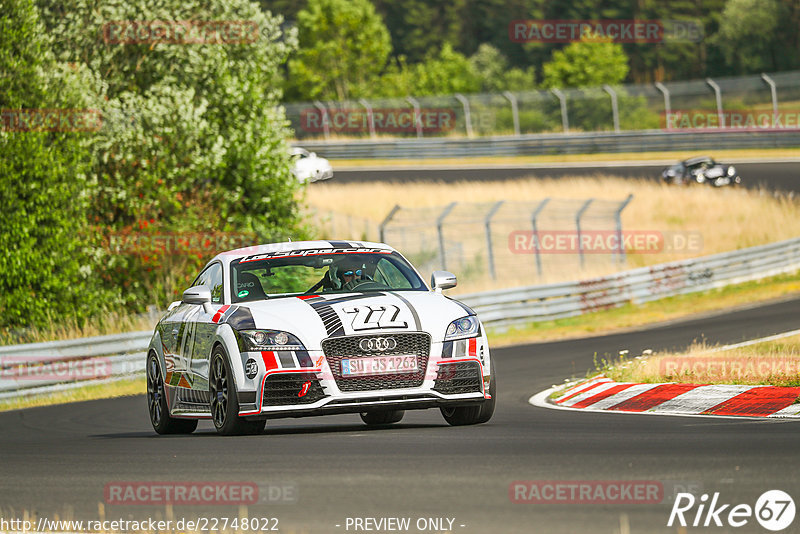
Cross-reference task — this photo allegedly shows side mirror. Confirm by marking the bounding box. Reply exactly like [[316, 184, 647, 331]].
[[183, 286, 214, 314], [431, 271, 457, 292]]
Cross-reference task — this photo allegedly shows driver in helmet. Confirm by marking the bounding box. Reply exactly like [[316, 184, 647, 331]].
[[339, 261, 365, 290], [307, 258, 366, 293]]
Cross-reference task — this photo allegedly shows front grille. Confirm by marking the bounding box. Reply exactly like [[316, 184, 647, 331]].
[[322, 333, 431, 392], [262, 373, 326, 406], [433, 361, 482, 395]]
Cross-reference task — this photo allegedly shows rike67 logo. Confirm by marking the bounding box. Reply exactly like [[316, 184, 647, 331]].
[[668, 490, 795, 531]]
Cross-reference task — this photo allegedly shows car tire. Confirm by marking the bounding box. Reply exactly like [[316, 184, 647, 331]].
[[360, 410, 404, 425], [441, 359, 496, 426], [210, 347, 266, 436], [147, 353, 198, 435], [440, 405, 482, 426]]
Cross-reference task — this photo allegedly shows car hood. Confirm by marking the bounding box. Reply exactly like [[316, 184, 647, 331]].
[[231, 291, 474, 350]]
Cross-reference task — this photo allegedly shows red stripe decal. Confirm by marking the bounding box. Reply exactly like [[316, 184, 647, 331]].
[[296, 295, 317, 300], [571, 383, 636, 409], [703, 386, 800, 417], [212, 304, 231, 324], [241, 250, 392, 263], [468, 338, 477, 357], [607, 384, 700, 412], [556, 380, 612, 404], [561, 377, 608, 397], [260, 351, 279, 372]]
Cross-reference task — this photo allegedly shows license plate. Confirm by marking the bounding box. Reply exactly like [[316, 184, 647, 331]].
[[341, 355, 418, 377]]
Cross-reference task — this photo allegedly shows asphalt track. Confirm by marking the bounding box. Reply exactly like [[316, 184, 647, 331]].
[[2, 296, 800, 533], [333, 161, 800, 192]]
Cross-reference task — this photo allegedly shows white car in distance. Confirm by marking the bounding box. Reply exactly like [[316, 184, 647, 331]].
[[291, 147, 333, 183]]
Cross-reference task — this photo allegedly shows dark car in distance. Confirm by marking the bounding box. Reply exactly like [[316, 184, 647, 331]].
[[662, 156, 741, 187]]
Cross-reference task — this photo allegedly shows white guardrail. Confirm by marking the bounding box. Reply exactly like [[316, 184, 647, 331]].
[[1, 237, 799, 400], [460, 236, 800, 328]]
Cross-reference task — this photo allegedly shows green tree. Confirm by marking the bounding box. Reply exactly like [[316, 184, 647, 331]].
[[287, 0, 391, 101], [35, 0, 301, 309], [376, 43, 480, 97], [411, 43, 481, 96], [469, 43, 536, 92], [0, 0, 114, 330], [372, 0, 465, 64], [542, 36, 629, 88], [712, 0, 782, 74]]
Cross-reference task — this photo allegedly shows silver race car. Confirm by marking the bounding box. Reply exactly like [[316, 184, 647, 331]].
[[146, 240, 495, 435]]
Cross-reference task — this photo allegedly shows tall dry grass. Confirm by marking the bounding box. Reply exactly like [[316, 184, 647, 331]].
[[603, 334, 800, 386], [306, 176, 800, 292]]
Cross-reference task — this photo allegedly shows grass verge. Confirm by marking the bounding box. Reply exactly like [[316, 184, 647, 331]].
[[0, 377, 145, 412], [330, 148, 800, 168], [600, 333, 800, 387], [0, 310, 159, 346], [488, 270, 800, 347]]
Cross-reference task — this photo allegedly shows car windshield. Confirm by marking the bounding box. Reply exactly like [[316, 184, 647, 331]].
[[687, 157, 713, 168], [230, 250, 427, 303]]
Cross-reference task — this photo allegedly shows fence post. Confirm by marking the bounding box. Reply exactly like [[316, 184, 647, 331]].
[[603, 85, 620, 133], [454, 94, 474, 137], [705, 78, 724, 128], [654, 82, 671, 127], [575, 199, 594, 269], [312, 100, 330, 139], [502, 91, 521, 137], [405, 97, 423, 138], [761, 73, 779, 125], [484, 201, 505, 280], [615, 194, 633, 265], [437, 202, 458, 270], [358, 98, 376, 139], [551, 88, 569, 133], [531, 198, 550, 276], [379, 205, 401, 243]]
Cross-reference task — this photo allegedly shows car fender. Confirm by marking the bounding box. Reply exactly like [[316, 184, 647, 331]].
[[479, 324, 492, 373], [147, 329, 166, 380], [211, 324, 247, 393]]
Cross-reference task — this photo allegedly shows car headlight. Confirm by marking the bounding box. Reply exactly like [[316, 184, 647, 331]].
[[728, 166, 736, 176], [238, 330, 305, 351], [445, 316, 479, 340]]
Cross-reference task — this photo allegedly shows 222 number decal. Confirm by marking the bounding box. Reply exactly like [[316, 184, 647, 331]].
[[344, 305, 408, 331]]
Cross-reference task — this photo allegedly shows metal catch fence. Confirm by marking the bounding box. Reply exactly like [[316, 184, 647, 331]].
[[286, 71, 800, 140], [313, 196, 633, 284]]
